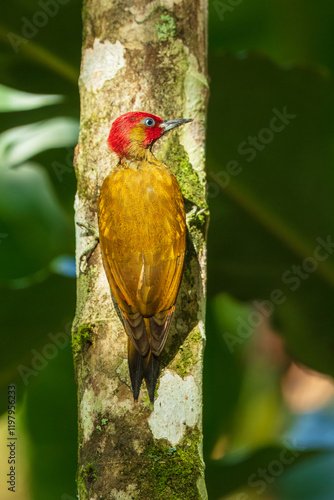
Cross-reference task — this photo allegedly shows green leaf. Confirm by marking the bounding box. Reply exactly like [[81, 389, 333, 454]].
[[0, 117, 79, 168], [0, 83, 62, 111], [0, 161, 72, 279], [0, 113, 78, 280]]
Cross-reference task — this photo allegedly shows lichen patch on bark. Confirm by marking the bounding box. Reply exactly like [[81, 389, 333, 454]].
[[148, 371, 201, 444], [80, 388, 96, 443], [180, 52, 209, 177], [80, 39, 125, 93], [110, 485, 137, 500]]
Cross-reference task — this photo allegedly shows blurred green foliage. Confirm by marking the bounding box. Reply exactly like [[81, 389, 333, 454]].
[[0, 0, 334, 499], [0, 0, 81, 497]]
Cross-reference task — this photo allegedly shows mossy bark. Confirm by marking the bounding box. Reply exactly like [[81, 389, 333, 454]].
[[73, 0, 209, 498]]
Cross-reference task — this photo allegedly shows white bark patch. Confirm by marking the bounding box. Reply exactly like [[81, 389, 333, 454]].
[[80, 383, 132, 444], [180, 52, 208, 177], [110, 485, 137, 499], [80, 388, 96, 442], [81, 39, 125, 92], [129, 0, 182, 24], [148, 371, 201, 445]]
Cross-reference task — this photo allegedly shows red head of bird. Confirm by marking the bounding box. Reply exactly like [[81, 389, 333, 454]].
[[107, 111, 192, 159]]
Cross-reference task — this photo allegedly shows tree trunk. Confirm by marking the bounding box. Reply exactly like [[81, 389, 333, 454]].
[[73, 0, 209, 498]]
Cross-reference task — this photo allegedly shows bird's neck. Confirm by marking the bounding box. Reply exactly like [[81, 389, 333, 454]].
[[120, 148, 156, 170]]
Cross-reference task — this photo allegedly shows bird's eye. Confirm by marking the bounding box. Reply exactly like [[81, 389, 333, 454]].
[[143, 117, 155, 127]]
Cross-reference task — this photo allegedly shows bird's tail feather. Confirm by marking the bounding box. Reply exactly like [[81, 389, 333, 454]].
[[127, 337, 160, 403]]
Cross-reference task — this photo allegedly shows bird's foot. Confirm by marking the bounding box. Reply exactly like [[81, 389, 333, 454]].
[[186, 205, 209, 227], [76, 221, 100, 273], [77, 221, 99, 239]]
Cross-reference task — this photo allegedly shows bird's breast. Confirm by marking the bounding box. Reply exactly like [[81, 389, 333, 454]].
[[99, 163, 185, 258]]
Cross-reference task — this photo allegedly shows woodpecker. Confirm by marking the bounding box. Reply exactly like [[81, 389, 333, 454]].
[[98, 112, 192, 403]]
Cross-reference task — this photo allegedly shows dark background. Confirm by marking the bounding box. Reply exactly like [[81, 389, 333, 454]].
[[1, 0, 334, 499]]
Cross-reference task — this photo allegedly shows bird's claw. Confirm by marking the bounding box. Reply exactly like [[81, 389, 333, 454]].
[[77, 221, 99, 239], [76, 221, 100, 273], [186, 206, 209, 226]]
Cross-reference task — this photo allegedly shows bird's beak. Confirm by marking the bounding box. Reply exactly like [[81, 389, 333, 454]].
[[160, 118, 193, 133]]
